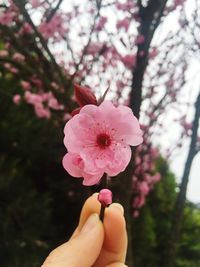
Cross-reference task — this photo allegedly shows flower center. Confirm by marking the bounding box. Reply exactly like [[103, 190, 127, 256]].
[[96, 133, 111, 149]]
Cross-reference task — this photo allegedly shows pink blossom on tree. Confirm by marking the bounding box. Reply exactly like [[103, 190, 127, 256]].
[[121, 54, 136, 69], [21, 81, 31, 91], [0, 50, 9, 57], [95, 16, 107, 31], [13, 94, 21, 105], [0, 9, 15, 25], [135, 35, 145, 45], [116, 18, 130, 31], [12, 53, 25, 61]]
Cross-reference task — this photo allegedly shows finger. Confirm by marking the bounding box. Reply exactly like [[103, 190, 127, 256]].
[[69, 193, 100, 240], [104, 203, 127, 258], [70, 193, 127, 267], [42, 213, 104, 267], [105, 263, 128, 267], [76, 193, 127, 266], [71, 193, 101, 238], [94, 203, 127, 267]]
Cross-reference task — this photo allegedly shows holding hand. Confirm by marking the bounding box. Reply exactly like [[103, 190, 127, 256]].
[[42, 193, 128, 267]]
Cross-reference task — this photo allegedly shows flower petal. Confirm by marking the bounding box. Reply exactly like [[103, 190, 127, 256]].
[[62, 153, 83, 177], [64, 113, 96, 153], [82, 171, 103, 186], [105, 144, 132, 176]]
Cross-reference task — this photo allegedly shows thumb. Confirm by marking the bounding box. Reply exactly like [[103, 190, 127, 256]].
[[42, 214, 104, 267]]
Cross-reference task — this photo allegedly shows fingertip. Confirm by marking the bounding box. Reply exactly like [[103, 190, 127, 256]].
[[103, 202, 127, 258], [106, 264, 128, 267], [109, 203, 124, 215], [78, 193, 101, 231]]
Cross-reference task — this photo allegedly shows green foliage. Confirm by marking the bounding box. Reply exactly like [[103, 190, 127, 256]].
[[176, 204, 200, 267], [132, 157, 200, 267], [0, 71, 88, 266]]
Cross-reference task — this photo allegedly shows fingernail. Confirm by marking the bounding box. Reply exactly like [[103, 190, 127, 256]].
[[80, 213, 99, 234], [92, 193, 99, 198], [110, 203, 124, 215]]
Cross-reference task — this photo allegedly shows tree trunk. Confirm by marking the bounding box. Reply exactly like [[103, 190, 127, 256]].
[[130, 0, 168, 118], [163, 91, 200, 267], [125, 1, 168, 266]]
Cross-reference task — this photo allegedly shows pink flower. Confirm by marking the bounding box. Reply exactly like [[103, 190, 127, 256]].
[[139, 181, 149, 195], [98, 189, 112, 206], [34, 104, 51, 119], [133, 195, 145, 208], [85, 43, 103, 55], [0, 10, 15, 25], [135, 35, 145, 45], [95, 16, 107, 31], [0, 50, 8, 57], [116, 18, 130, 31], [12, 53, 25, 61], [133, 210, 139, 218], [63, 101, 143, 185], [149, 47, 158, 59], [24, 91, 51, 119], [39, 14, 67, 40], [21, 81, 31, 90], [30, 0, 42, 8], [116, 2, 136, 11], [20, 23, 33, 34], [13, 94, 21, 105], [121, 54, 136, 69]]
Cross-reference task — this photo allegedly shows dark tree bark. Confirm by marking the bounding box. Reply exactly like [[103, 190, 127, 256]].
[[122, 2, 169, 266], [163, 91, 200, 267], [130, 0, 168, 119]]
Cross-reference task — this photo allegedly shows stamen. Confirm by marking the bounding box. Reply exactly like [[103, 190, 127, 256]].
[[96, 133, 111, 149]]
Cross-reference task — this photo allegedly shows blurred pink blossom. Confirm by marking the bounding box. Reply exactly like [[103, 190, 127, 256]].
[[13, 94, 21, 105], [121, 54, 136, 69], [133, 195, 145, 208], [30, 0, 42, 8], [13, 53, 25, 61], [20, 23, 33, 34], [25, 90, 63, 113], [149, 47, 158, 59], [95, 16, 107, 31], [0, 50, 9, 57], [21, 81, 31, 91], [34, 104, 51, 119], [39, 14, 67, 40], [86, 43, 103, 55], [116, 2, 136, 11], [0, 10, 15, 25], [116, 18, 130, 31], [135, 35, 145, 45], [139, 181, 150, 195]]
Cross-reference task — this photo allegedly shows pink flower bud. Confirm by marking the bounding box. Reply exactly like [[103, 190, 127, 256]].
[[74, 84, 97, 107], [71, 107, 82, 117], [98, 189, 112, 206]]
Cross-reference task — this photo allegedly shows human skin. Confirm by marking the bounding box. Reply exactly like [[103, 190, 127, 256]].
[[42, 193, 128, 267]]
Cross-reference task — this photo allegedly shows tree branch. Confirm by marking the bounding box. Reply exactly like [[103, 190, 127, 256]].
[[46, 0, 64, 22], [12, 0, 68, 89], [130, 0, 168, 119]]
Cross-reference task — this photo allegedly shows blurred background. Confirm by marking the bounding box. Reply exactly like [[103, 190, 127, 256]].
[[0, 0, 200, 267]]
